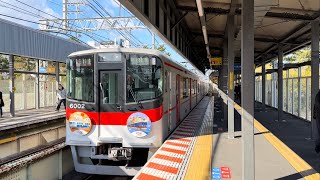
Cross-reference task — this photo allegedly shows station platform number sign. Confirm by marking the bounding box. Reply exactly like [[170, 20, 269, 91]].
[[210, 57, 222, 66], [212, 166, 231, 180]]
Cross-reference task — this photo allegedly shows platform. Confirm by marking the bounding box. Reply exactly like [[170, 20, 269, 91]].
[[133, 96, 320, 180], [0, 108, 65, 131]]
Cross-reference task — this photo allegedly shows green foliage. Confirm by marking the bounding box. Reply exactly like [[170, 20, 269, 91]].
[[69, 36, 81, 43], [284, 46, 311, 63], [0, 55, 9, 69], [14, 56, 37, 72], [143, 44, 171, 56]]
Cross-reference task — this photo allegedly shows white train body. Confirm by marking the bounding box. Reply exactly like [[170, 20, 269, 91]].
[[65, 48, 209, 175]]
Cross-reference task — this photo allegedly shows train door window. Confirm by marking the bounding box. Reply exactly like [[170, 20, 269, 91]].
[[192, 80, 196, 95], [165, 70, 168, 92], [100, 72, 118, 104], [182, 77, 189, 98]]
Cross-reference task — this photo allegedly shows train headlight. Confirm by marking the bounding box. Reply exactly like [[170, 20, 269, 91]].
[[127, 112, 152, 138], [68, 112, 92, 135]]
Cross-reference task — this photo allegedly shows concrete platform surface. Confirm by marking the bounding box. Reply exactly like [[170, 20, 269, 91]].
[[0, 108, 65, 130]]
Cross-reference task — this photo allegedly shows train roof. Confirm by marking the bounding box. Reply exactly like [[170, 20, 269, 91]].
[[69, 48, 202, 79]]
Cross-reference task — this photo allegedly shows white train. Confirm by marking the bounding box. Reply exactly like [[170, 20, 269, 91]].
[[65, 48, 210, 175]]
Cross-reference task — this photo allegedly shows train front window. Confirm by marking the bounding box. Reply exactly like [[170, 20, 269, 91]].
[[67, 55, 94, 102], [126, 55, 163, 103]]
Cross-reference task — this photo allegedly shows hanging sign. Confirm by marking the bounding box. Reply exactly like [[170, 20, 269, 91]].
[[210, 57, 222, 66]]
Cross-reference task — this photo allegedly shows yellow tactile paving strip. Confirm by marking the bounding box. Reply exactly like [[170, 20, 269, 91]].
[[184, 134, 212, 180], [234, 103, 320, 180], [184, 99, 214, 180]]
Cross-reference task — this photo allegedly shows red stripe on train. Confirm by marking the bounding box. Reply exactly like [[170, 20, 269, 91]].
[[66, 106, 163, 125]]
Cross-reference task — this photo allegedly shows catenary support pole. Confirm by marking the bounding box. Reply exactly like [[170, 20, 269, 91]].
[[9, 54, 14, 117], [278, 44, 284, 122], [228, 15, 235, 139], [36, 60, 40, 109], [311, 20, 319, 140], [241, 0, 255, 179], [262, 57, 266, 111], [222, 41, 228, 122]]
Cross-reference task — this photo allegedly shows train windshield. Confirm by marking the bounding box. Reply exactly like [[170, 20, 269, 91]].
[[67, 55, 94, 102], [126, 55, 163, 103]]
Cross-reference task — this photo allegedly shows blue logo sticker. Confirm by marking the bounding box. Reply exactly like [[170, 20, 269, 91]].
[[212, 168, 222, 180], [127, 112, 152, 137]]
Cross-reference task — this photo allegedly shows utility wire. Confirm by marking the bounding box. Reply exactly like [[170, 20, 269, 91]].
[[0, 13, 95, 45], [89, 0, 143, 46], [82, 0, 139, 47], [12, 0, 112, 42]]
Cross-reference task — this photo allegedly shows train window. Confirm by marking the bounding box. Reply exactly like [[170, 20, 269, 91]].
[[165, 71, 168, 92], [182, 77, 189, 98], [100, 73, 118, 104], [126, 55, 163, 103], [192, 80, 196, 95], [67, 55, 94, 102]]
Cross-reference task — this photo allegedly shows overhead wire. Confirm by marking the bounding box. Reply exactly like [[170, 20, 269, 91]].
[[12, 0, 112, 42], [89, 0, 145, 46], [0, 0, 66, 37], [0, 13, 90, 45], [81, 0, 139, 47], [106, 0, 145, 46], [10, 0, 151, 48]]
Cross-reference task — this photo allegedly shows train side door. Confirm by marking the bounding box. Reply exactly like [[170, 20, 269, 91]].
[[99, 71, 124, 125], [189, 78, 192, 111], [176, 74, 180, 124], [168, 71, 172, 131]]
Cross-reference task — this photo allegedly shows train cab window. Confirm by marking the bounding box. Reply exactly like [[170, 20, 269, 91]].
[[67, 55, 94, 102], [126, 55, 163, 103]]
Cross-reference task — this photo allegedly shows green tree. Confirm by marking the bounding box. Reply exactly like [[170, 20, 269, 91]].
[[70, 36, 81, 43], [156, 45, 171, 56], [143, 44, 171, 56], [0, 55, 9, 70]]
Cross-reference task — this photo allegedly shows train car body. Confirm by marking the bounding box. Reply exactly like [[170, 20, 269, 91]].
[[65, 48, 209, 176]]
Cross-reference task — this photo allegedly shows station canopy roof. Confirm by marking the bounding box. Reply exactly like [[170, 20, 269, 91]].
[[174, 0, 320, 69]]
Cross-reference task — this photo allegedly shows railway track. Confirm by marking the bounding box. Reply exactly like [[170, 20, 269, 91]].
[[0, 138, 66, 175]]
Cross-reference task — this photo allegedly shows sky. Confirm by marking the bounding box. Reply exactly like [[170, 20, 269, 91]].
[[0, 0, 205, 76]]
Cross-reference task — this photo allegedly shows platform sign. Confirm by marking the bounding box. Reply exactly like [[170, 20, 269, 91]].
[[212, 168, 221, 180], [220, 167, 231, 179], [212, 167, 231, 180], [210, 57, 222, 66], [39, 67, 47, 73], [229, 71, 234, 90], [234, 64, 241, 71]]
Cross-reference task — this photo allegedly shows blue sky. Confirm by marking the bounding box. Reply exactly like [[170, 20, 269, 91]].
[[0, 0, 205, 76]]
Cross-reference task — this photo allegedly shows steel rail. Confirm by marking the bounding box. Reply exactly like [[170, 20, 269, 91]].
[[0, 138, 66, 174]]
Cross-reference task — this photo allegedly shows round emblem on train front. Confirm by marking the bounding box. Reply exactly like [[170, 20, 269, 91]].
[[69, 112, 92, 135], [127, 112, 152, 138]]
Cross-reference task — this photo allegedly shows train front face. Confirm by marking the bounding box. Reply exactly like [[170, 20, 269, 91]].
[[65, 51, 164, 176]]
